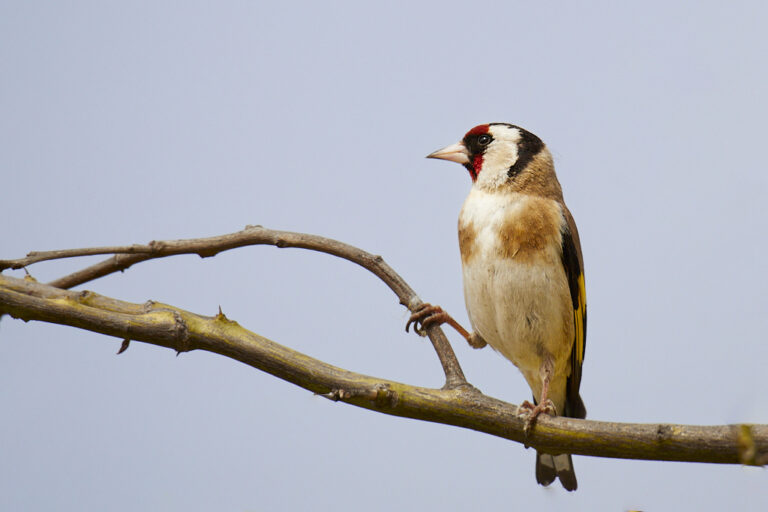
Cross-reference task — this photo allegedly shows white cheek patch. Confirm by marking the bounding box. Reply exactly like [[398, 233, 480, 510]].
[[484, 142, 519, 172], [475, 125, 522, 189]]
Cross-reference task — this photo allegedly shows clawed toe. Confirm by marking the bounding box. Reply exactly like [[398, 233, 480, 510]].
[[518, 399, 557, 435], [405, 303, 447, 337], [405, 303, 479, 351]]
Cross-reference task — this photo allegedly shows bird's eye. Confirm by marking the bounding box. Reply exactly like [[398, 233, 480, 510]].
[[478, 134, 491, 145]]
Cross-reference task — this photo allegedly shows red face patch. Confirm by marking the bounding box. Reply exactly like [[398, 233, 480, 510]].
[[472, 154, 484, 179], [463, 124, 490, 182]]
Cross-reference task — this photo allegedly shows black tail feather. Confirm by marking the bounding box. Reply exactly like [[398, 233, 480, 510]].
[[536, 452, 577, 491]]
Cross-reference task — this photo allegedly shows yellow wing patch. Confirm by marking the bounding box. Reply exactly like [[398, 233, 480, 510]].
[[573, 273, 586, 366]]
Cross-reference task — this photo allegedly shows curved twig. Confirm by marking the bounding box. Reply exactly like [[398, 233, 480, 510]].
[[2, 226, 469, 389], [0, 273, 765, 466]]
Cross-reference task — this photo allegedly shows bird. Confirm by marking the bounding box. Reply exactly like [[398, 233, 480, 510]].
[[406, 123, 587, 491]]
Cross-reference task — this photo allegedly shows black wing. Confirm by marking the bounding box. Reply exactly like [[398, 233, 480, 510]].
[[561, 211, 587, 419]]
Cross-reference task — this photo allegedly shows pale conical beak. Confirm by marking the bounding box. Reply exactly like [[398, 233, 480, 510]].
[[426, 142, 469, 165]]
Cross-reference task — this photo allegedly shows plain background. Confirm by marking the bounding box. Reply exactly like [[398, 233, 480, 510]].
[[2, 2, 767, 510]]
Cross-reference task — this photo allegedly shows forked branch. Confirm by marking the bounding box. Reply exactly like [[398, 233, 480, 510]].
[[1, 226, 468, 389]]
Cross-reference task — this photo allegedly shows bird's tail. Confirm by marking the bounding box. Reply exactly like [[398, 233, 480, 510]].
[[535, 451, 577, 491]]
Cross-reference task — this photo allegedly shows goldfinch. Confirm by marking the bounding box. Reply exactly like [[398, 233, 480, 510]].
[[408, 123, 587, 491]]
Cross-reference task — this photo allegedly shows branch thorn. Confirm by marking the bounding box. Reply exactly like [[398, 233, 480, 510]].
[[117, 339, 131, 354]]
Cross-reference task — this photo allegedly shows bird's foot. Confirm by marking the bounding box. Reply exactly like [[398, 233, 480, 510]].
[[406, 303, 482, 350], [405, 303, 449, 337], [518, 399, 557, 435]]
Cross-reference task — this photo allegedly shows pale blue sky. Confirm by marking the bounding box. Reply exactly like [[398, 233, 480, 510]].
[[2, 2, 767, 510]]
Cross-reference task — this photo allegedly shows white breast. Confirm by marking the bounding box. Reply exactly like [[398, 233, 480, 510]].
[[458, 188, 574, 401]]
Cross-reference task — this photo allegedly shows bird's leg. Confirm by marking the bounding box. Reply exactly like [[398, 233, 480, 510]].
[[405, 303, 487, 349], [518, 357, 557, 435]]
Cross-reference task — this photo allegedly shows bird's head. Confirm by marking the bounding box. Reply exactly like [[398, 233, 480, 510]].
[[427, 123, 553, 191]]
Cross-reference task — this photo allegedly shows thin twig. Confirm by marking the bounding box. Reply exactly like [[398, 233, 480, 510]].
[[1, 273, 766, 465], [0, 245, 161, 269], [48, 253, 153, 289]]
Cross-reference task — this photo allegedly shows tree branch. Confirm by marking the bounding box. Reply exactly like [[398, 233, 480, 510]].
[[1, 273, 766, 465], [2, 226, 468, 389]]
